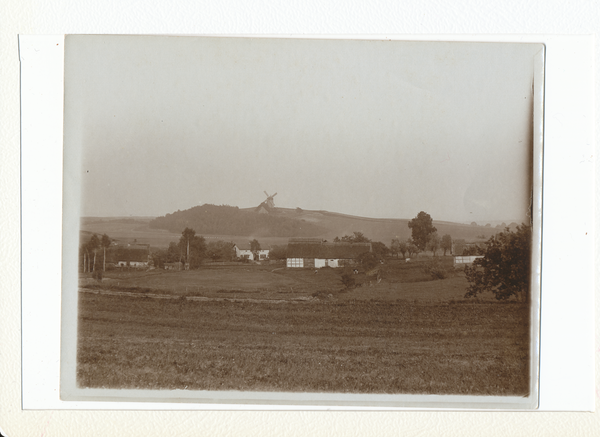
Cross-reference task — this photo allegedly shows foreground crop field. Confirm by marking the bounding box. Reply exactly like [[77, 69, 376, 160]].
[[77, 262, 530, 395]]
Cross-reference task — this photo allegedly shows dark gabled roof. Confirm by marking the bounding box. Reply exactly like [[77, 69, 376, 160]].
[[288, 238, 324, 244], [108, 245, 149, 263], [287, 242, 371, 259]]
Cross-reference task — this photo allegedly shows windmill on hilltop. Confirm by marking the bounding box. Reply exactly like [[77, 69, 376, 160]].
[[256, 191, 277, 214], [264, 191, 277, 208]]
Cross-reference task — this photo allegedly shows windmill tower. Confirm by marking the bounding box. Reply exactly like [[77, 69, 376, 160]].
[[256, 191, 277, 214], [264, 191, 277, 208]]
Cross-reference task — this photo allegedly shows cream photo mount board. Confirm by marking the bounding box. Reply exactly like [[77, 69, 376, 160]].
[[19, 35, 596, 409], [60, 35, 542, 409]]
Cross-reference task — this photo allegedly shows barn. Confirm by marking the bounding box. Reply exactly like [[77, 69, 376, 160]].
[[286, 238, 372, 268], [110, 244, 150, 268]]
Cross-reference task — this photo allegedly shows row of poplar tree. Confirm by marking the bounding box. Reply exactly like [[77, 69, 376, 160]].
[[81, 233, 111, 273]]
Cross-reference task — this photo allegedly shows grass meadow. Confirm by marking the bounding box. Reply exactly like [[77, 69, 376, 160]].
[[77, 258, 531, 395]]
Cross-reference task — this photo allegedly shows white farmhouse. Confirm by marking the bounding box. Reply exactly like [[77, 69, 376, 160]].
[[285, 239, 372, 268], [233, 244, 269, 261]]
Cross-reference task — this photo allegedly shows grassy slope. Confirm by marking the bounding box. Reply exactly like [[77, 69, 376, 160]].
[[81, 209, 507, 250], [82, 258, 480, 301], [274, 208, 505, 243]]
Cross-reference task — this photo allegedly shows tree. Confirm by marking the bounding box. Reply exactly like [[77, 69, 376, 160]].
[[441, 234, 452, 256], [463, 244, 485, 256], [101, 234, 111, 271], [152, 242, 183, 269], [390, 238, 406, 258], [206, 241, 235, 262], [87, 234, 100, 272], [250, 239, 261, 260], [406, 238, 419, 258], [371, 241, 389, 258], [427, 232, 441, 256], [333, 231, 371, 244], [80, 244, 89, 273], [397, 239, 408, 259], [152, 250, 165, 269], [167, 241, 181, 262], [178, 227, 206, 269], [250, 239, 261, 252], [390, 239, 400, 258], [180, 228, 195, 268], [464, 224, 531, 302], [357, 251, 379, 270], [408, 211, 437, 252]]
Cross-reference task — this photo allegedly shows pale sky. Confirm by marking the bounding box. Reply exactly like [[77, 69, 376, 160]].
[[64, 36, 542, 223]]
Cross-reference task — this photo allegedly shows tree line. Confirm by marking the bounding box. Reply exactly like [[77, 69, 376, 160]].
[[80, 228, 272, 271], [80, 233, 112, 273], [386, 212, 453, 259], [151, 229, 270, 268], [405, 210, 532, 302], [152, 227, 238, 269], [82, 211, 532, 302]]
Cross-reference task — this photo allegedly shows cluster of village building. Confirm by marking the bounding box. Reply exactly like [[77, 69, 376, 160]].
[[107, 238, 374, 270], [105, 238, 482, 270]]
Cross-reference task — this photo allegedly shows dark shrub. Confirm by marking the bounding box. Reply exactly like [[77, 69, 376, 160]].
[[340, 273, 356, 289], [422, 258, 450, 280]]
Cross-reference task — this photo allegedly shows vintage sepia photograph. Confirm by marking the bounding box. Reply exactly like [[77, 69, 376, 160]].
[[60, 35, 543, 407]]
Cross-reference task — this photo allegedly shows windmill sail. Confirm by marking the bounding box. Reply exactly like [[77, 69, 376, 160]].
[[263, 191, 277, 209]]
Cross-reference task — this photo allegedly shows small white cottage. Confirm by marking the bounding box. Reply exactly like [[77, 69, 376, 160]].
[[233, 244, 269, 261]]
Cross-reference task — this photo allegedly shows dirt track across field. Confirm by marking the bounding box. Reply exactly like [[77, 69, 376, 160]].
[[79, 287, 315, 304]]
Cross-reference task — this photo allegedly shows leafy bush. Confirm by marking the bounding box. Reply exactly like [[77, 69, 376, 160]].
[[357, 252, 380, 270], [462, 244, 485, 256], [464, 224, 531, 301], [340, 272, 356, 289], [422, 257, 452, 280]]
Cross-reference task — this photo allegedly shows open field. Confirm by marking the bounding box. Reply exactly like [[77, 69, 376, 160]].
[[77, 295, 529, 394], [77, 260, 530, 395], [80, 257, 493, 302]]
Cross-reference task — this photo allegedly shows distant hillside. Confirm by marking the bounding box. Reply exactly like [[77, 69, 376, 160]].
[[81, 206, 522, 249], [149, 204, 328, 238], [263, 208, 508, 244]]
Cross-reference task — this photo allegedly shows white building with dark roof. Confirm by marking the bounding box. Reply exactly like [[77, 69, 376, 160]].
[[286, 239, 372, 268]]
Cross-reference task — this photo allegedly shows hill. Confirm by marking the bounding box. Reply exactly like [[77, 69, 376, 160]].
[[80, 206, 520, 249], [148, 204, 328, 238], [262, 208, 507, 244]]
